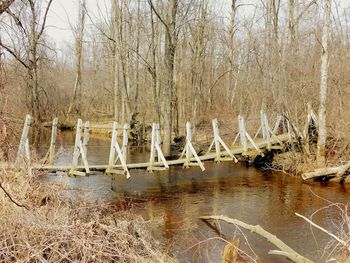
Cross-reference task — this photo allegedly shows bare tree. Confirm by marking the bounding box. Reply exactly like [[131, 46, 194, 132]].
[[69, 0, 86, 116], [0, 0, 54, 122], [148, 0, 179, 156], [190, 0, 208, 136], [316, 0, 331, 165]]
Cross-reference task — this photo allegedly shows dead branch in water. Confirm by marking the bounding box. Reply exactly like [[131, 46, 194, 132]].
[[200, 215, 313, 263], [295, 213, 349, 249]]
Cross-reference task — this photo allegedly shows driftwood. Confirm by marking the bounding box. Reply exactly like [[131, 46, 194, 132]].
[[295, 213, 349, 248], [302, 162, 350, 181], [200, 215, 313, 263]]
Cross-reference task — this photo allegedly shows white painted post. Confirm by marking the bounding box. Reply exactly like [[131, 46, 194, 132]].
[[71, 119, 83, 171], [183, 122, 205, 171], [122, 123, 129, 162], [210, 119, 238, 163], [106, 122, 130, 178], [212, 119, 221, 162], [154, 123, 169, 168], [261, 111, 271, 150], [184, 122, 191, 167], [156, 123, 161, 162], [48, 117, 58, 165], [69, 119, 90, 176], [83, 121, 90, 154], [15, 115, 32, 168], [107, 122, 118, 173], [238, 115, 248, 155], [148, 123, 156, 171], [147, 123, 169, 172]]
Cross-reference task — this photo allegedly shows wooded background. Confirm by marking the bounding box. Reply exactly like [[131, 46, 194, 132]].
[[0, 0, 348, 149]]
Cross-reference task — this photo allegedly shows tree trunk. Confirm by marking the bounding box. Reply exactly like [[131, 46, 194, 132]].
[[149, 0, 178, 156], [228, 0, 237, 107], [316, 0, 331, 165], [69, 0, 86, 116], [288, 0, 297, 49], [29, 1, 41, 122]]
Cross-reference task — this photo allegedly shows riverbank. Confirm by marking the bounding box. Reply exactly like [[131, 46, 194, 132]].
[[0, 170, 176, 262]]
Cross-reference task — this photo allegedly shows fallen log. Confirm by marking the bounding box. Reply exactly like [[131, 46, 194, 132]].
[[200, 215, 313, 263], [302, 163, 350, 181], [302, 167, 340, 180]]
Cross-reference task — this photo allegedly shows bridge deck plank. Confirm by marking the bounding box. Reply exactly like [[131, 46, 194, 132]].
[[23, 134, 288, 171], [0, 134, 289, 172]]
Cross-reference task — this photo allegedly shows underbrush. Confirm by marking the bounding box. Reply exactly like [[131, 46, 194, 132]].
[[0, 170, 176, 262]]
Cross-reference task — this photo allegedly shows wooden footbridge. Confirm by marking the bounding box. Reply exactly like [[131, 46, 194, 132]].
[[1, 107, 318, 178]]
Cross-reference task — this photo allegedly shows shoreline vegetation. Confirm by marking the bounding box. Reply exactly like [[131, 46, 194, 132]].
[[0, 170, 177, 262]]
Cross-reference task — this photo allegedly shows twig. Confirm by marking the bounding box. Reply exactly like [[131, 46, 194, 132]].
[[0, 181, 29, 210], [295, 213, 349, 249]]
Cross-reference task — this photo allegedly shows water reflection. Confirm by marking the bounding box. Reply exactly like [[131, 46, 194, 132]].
[[43, 133, 350, 262]]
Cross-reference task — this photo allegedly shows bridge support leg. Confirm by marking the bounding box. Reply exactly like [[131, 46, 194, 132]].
[[180, 122, 205, 171], [83, 121, 90, 154], [207, 119, 238, 163], [238, 115, 264, 156], [147, 123, 169, 172], [260, 111, 271, 150], [238, 115, 248, 155], [48, 118, 58, 164], [15, 115, 32, 174], [42, 117, 58, 165], [106, 122, 130, 179], [69, 119, 90, 177]]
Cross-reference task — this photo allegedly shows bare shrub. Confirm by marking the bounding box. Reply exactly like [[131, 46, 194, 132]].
[[0, 170, 176, 262]]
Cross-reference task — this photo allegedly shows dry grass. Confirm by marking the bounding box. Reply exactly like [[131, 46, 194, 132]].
[[0, 170, 176, 262]]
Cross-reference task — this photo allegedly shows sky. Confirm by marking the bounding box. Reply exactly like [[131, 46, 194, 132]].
[[45, 0, 254, 49], [45, 0, 349, 50]]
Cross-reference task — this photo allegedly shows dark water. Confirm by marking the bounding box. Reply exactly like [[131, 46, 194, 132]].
[[38, 132, 350, 262]]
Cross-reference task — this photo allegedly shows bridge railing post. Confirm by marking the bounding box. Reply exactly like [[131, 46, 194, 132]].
[[260, 111, 271, 150], [83, 121, 90, 154], [238, 115, 264, 156], [181, 122, 205, 171], [207, 119, 237, 163], [147, 123, 169, 172], [122, 123, 129, 162], [106, 122, 130, 179], [42, 117, 58, 165], [15, 115, 32, 173], [69, 119, 90, 176], [238, 115, 248, 155], [212, 119, 221, 162], [48, 117, 58, 164]]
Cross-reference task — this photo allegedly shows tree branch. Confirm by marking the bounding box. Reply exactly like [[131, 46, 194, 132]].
[[296, 0, 318, 23], [5, 8, 27, 36], [0, 181, 29, 210], [0, 40, 29, 69], [0, 0, 15, 15], [37, 0, 54, 40], [147, 0, 170, 36], [295, 213, 349, 248]]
